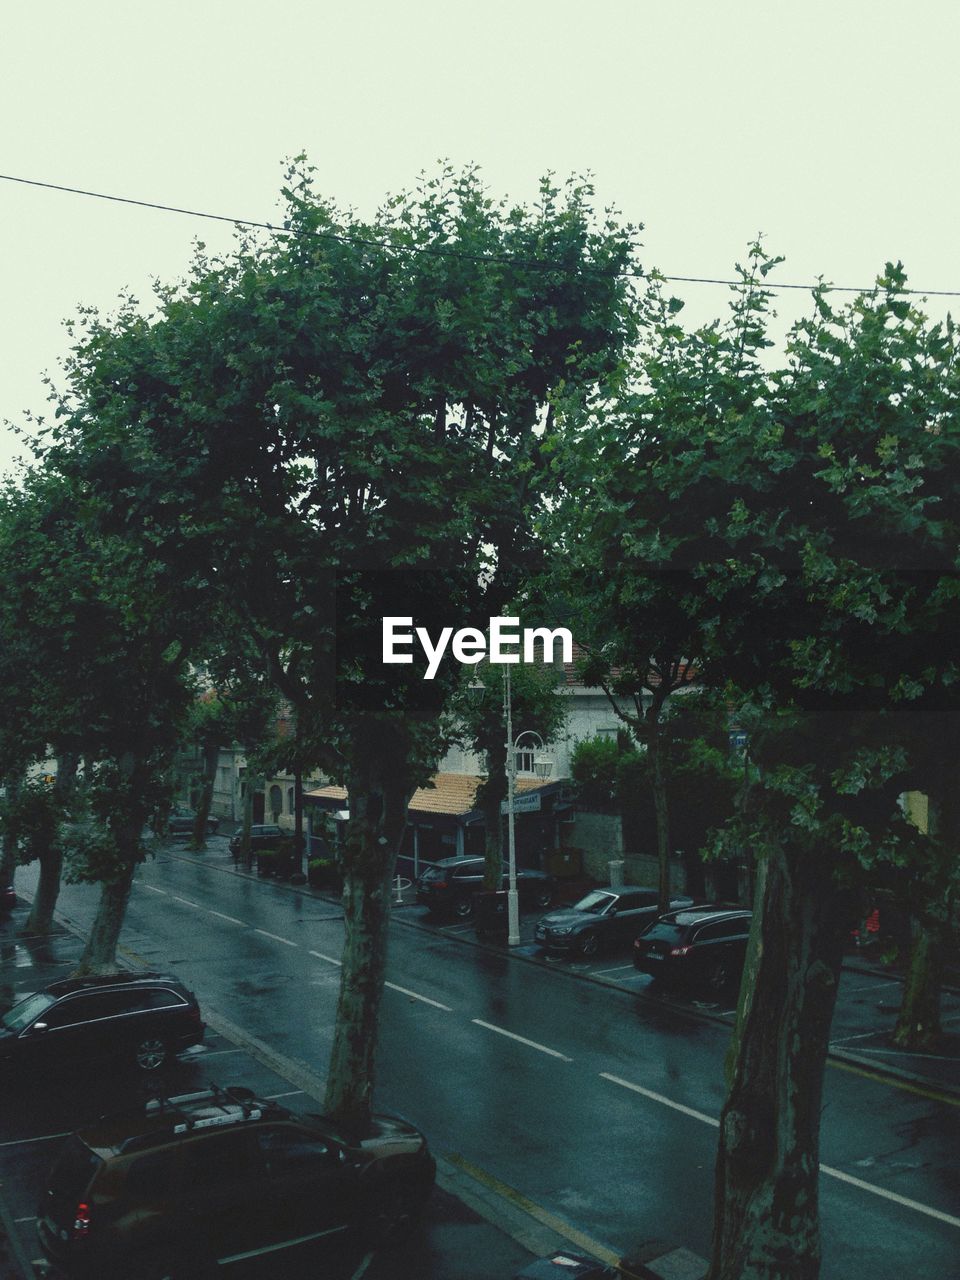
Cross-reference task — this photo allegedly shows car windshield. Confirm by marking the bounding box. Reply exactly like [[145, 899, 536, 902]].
[[572, 891, 617, 915], [1, 990, 57, 1032], [641, 921, 687, 943]]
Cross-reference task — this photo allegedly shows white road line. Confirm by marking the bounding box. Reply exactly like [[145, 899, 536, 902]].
[[171, 895, 200, 908], [820, 1165, 960, 1229], [472, 1019, 573, 1062], [207, 910, 246, 925], [14, 1216, 37, 1223], [309, 950, 343, 966], [141, 884, 167, 894], [830, 1030, 883, 1045], [195, 1048, 245, 1058], [600, 1072, 960, 1230], [385, 982, 453, 1011], [843, 979, 902, 993], [838, 1046, 960, 1063], [0, 1132, 69, 1149], [350, 1252, 375, 1280], [593, 964, 635, 975], [442, 924, 475, 934], [254, 929, 298, 947], [266, 1090, 306, 1100], [601, 1072, 720, 1127]]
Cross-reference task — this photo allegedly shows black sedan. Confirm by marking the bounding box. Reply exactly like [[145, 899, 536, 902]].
[[535, 887, 695, 957], [633, 905, 753, 991], [416, 856, 554, 919]]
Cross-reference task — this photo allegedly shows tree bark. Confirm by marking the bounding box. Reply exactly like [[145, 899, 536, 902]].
[[481, 743, 507, 891], [24, 754, 77, 936], [324, 733, 410, 1134], [0, 770, 20, 891], [74, 859, 136, 975], [708, 839, 850, 1280], [24, 842, 63, 936], [190, 736, 221, 850], [893, 923, 943, 1050], [646, 690, 671, 914]]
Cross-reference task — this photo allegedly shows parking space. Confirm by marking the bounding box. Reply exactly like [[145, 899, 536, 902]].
[[0, 901, 537, 1280]]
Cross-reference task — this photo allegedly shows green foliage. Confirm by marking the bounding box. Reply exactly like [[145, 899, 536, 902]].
[[570, 735, 628, 810]]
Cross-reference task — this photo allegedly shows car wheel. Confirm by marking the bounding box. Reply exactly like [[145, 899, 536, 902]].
[[451, 895, 474, 920], [579, 931, 600, 958], [366, 1179, 428, 1246], [532, 885, 552, 910], [133, 1036, 170, 1071]]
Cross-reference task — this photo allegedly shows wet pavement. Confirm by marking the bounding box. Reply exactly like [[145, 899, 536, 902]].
[[2, 839, 959, 1280]]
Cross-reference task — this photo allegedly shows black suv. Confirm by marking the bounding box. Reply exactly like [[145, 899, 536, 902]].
[[228, 823, 284, 859], [415, 856, 554, 919], [37, 1083, 436, 1279], [633, 906, 753, 991], [0, 972, 205, 1074], [535, 887, 695, 957]]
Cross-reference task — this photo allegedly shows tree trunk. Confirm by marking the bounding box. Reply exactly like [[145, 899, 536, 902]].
[[708, 839, 850, 1280], [74, 857, 136, 975], [324, 736, 410, 1134], [190, 737, 221, 850], [24, 753, 77, 936], [893, 923, 943, 1050], [0, 770, 20, 890], [647, 691, 671, 914], [24, 842, 63, 936]]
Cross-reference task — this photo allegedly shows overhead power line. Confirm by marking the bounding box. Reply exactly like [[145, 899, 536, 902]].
[[3, 171, 959, 299]]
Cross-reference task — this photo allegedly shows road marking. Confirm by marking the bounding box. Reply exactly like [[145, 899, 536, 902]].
[[838, 1046, 960, 1063], [309, 950, 342, 966], [830, 1029, 885, 1045], [442, 924, 475, 934], [0, 1132, 69, 1149], [265, 1090, 306, 1100], [601, 1073, 720, 1127], [141, 884, 167, 894], [445, 1153, 623, 1270], [254, 929, 298, 947], [843, 979, 902, 993], [171, 895, 200, 908], [819, 1165, 960, 1229], [593, 964, 635, 975], [472, 1019, 573, 1062], [14, 1216, 37, 1223], [195, 1047, 245, 1058], [207, 909, 246, 925], [601, 1072, 960, 1229], [384, 981, 453, 1011], [828, 1057, 960, 1107], [349, 1253, 375, 1280]]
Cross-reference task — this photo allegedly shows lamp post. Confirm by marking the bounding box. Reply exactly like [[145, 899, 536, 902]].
[[502, 666, 553, 946]]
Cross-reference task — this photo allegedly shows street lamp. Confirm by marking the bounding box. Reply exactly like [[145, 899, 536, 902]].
[[502, 667, 553, 946]]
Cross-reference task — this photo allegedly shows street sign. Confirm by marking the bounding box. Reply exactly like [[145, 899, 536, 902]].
[[500, 792, 542, 815]]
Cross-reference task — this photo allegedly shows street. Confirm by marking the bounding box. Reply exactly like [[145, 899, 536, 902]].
[[3, 844, 959, 1279]]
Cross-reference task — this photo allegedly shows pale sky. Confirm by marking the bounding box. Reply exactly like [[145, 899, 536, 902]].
[[3, 0, 959, 477]]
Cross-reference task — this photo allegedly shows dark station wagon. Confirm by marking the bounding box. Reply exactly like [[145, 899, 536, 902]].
[[0, 972, 205, 1075], [633, 905, 753, 992]]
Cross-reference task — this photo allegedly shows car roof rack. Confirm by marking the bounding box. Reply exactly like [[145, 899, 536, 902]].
[[143, 1082, 272, 1132]]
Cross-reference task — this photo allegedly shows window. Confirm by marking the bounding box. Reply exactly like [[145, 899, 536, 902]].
[[257, 1126, 334, 1177], [695, 918, 748, 942]]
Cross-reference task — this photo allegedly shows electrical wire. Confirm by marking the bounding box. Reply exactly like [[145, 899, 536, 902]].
[[2, 171, 959, 298]]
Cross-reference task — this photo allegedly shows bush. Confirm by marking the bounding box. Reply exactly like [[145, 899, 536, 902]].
[[308, 857, 342, 890]]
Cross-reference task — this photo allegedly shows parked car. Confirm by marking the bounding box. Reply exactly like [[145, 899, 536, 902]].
[[535, 887, 695, 957], [37, 1082, 436, 1279], [416, 856, 554, 919], [228, 823, 284, 860], [167, 808, 219, 835], [0, 883, 16, 912], [0, 972, 205, 1074], [633, 905, 753, 991]]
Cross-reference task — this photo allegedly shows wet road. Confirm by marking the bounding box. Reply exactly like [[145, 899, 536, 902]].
[[9, 846, 960, 1279]]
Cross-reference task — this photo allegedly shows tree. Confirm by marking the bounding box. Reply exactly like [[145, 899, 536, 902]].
[[557, 248, 960, 1278], [47, 162, 636, 1129]]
